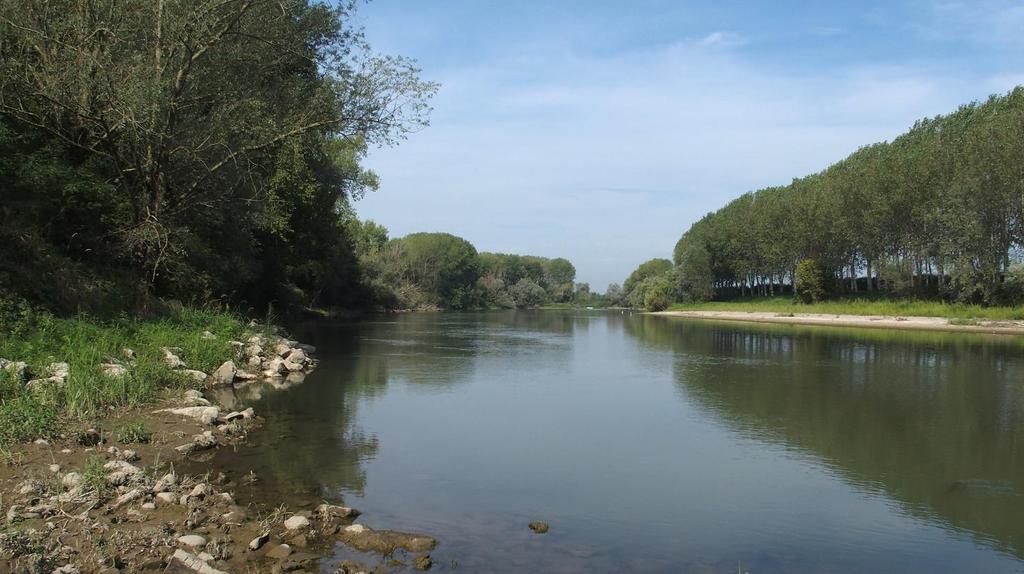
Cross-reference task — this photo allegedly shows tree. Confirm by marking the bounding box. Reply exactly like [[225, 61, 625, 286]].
[[794, 259, 825, 304], [623, 258, 673, 304], [677, 244, 714, 302], [510, 278, 547, 308], [0, 0, 436, 304]]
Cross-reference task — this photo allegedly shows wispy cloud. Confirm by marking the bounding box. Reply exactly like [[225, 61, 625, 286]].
[[695, 31, 747, 49]]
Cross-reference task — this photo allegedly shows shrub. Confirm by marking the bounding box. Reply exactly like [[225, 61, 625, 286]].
[[794, 258, 826, 304], [643, 275, 675, 311]]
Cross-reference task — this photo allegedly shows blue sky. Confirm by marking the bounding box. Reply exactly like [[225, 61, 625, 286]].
[[354, 0, 1024, 289]]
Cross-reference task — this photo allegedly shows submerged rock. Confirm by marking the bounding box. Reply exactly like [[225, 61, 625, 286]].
[[529, 521, 550, 534]]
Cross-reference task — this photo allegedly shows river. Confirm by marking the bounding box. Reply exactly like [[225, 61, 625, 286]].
[[205, 310, 1024, 573]]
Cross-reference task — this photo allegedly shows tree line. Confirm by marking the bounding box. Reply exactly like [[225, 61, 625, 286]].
[[348, 222, 587, 310], [662, 87, 1024, 307], [0, 0, 435, 316]]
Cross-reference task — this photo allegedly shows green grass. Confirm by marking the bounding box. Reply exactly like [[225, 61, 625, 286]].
[[114, 420, 151, 444], [0, 303, 247, 444], [667, 296, 1024, 321]]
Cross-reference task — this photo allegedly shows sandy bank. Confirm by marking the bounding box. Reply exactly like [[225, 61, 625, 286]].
[[652, 310, 1024, 336]]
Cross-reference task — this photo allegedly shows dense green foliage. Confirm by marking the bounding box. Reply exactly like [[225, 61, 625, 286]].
[[794, 259, 826, 304], [622, 258, 675, 309], [673, 87, 1024, 306], [0, 0, 436, 314], [351, 223, 584, 310]]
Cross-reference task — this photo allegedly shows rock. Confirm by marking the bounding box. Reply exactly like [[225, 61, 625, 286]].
[[6, 505, 22, 523], [48, 362, 70, 379], [316, 503, 360, 519], [122, 348, 136, 360], [266, 544, 292, 559], [156, 492, 177, 505], [175, 443, 197, 455], [112, 488, 143, 509], [192, 431, 218, 451], [164, 549, 227, 574], [197, 551, 215, 562], [62, 472, 84, 490], [189, 483, 211, 499], [33, 437, 49, 445], [294, 343, 316, 354], [162, 348, 187, 369], [158, 406, 220, 425], [288, 347, 307, 363], [17, 479, 42, 495], [119, 449, 139, 462], [53, 565, 81, 574], [177, 534, 207, 549], [104, 460, 142, 475], [211, 361, 236, 386], [529, 521, 550, 534], [344, 524, 368, 534], [100, 363, 128, 378], [273, 340, 293, 357], [223, 411, 244, 422], [413, 555, 433, 571], [78, 428, 101, 446], [153, 473, 177, 493], [265, 357, 287, 375], [249, 532, 270, 551], [1, 359, 27, 382], [241, 407, 255, 419], [181, 370, 209, 384], [283, 515, 310, 531], [49, 463, 61, 473], [141, 502, 156, 510], [202, 331, 217, 340], [25, 376, 64, 390], [403, 536, 438, 553], [235, 369, 257, 380]]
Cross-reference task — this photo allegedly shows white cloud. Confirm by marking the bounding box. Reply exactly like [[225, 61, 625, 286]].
[[695, 31, 747, 49]]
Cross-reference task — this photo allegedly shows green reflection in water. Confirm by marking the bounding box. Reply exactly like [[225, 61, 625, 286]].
[[626, 315, 1024, 559]]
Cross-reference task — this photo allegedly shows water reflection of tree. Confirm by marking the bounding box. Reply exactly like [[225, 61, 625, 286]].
[[625, 315, 1024, 559]]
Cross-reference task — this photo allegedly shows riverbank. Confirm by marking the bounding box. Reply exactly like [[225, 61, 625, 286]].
[[667, 296, 1024, 321], [0, 310, 436, 573], [653, 310, 1024, 335]]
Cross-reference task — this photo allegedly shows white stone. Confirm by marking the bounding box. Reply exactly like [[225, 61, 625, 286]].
[[177, 534, 207, 548], [155, 492, 177, 505], [100, 363, 127, 378], [344, 524, 368, 534], [162, 348, 186, 369], [211, 360, 236, 386], [283, 515, 310, 531], [157, 406, 220, 425]]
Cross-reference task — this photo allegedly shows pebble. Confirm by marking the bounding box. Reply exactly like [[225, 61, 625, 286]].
[[141, 502, 156, 510], [155, 492, 177, 505], [48, 464, 61, 473]]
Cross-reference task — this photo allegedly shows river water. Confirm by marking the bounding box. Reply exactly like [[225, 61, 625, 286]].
[[207, 311, 1024, 573]]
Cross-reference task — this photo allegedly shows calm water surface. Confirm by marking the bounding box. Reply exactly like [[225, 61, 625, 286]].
[[208, 311, 1024, 573]]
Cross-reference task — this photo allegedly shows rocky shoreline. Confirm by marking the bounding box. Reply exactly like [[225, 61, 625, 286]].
[[0, 328, 437, 574]]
